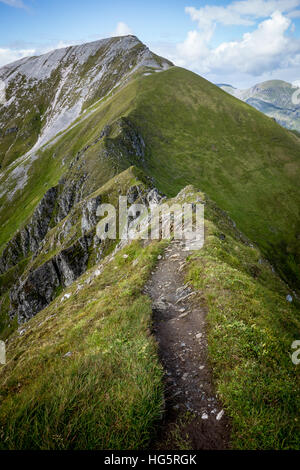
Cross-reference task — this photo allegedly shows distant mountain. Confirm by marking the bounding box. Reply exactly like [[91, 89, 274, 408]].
[[218, 80, 300, 131]]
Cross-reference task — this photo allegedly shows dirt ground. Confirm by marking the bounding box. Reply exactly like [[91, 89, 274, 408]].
[[145, 239, 231, 450]]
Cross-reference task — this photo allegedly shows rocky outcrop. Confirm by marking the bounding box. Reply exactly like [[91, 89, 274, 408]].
[[0, 175, 88, 275], [9, 233, 94, 323], [0, 186, 58, 273], [7, 178, 162, 324], [55, 234, 93, 287], [10, 259, 60, 323], [104, 117, 146, 167], [55, 175, 87, 223], [81, 195, 102, 234], [120, 118, 145, 160], [4, 127, 18, 136]]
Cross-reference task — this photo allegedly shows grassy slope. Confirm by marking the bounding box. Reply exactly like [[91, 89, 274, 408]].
[[0, 239, 167, 450], [1, 66, 300, 290], [127, 67, 300, 287], [0, 166, 150, 338], [0, 186, 299, 449], [183, 190, 300, 449]]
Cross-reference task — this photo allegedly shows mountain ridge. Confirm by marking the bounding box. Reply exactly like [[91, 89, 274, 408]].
[[0, 35, 172, 169], [0, 35, 299, 451]]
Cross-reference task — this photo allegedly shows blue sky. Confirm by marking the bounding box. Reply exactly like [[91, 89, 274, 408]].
[[1, 0, 300, 87]]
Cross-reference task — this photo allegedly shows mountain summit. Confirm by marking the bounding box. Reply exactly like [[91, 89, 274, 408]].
[[0, 35, 172, 168]]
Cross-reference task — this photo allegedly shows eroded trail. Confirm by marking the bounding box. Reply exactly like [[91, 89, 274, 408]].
[[146, 240, 230, 449]]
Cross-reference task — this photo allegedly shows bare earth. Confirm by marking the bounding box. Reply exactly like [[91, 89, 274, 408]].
[[145, 240, 231, 449]]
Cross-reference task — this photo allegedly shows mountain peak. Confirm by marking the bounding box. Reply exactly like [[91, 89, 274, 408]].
[[0, 36, 172, 164], [0, 35, 162, 81]]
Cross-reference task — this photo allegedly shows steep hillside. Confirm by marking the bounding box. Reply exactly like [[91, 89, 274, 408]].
[[0, 37, 300, 449], [0, 165, 158, 335], [0, 35, 172, 170], [97, 67, 300, 287], [0, 184, 299, 449], [219, 80, 300, 131], [1, 61, 300, 340]]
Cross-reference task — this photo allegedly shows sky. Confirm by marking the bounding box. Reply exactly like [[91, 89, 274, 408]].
[[1, 0, 300, 88]]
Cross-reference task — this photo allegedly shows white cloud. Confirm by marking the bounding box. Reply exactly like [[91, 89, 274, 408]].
[[0, 47, 36, 67], [112, 22, 133, 37], [0, 0, 25, 8], [185, 0, 300, 29], [177, 30, 211, 62], [206, 11, 293, 75], [155, 2, 300, 87], [0, 40, 78, 68]]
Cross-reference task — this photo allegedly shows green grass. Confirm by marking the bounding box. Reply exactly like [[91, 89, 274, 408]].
[[185, 192, 300, 449], [0, 166, 152, 340], [126, 67, 300, 288], [0, 184, 299, 449], [0, 239, 168, 450], [1, 46, 300, 451], [2, 66, 300, 292]]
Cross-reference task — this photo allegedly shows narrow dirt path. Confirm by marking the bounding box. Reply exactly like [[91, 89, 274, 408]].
[[145, 240, 230, 449]]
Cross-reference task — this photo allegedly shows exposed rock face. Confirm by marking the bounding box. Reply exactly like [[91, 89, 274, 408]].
[[127, 184, 147, 204], [55, 175, 87, 223], [0, 186, 58, 273], [56, 235, 93, 286], [103, 117, 147, 168], [147, 188, 165, 207], [9, 233, 94, 324], [10, 260, 60, 323], [6, 175, 162, 324], [5, 127, 18, 136], [81, 196, 102, 234], [120, 118, 145, 160], [0, 174, 89, 275]]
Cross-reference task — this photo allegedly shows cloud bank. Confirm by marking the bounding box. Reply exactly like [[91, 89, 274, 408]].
[[154, 0, 300, 87]]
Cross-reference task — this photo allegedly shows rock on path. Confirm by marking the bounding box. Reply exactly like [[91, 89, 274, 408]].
[[145, 239, 230, 449]]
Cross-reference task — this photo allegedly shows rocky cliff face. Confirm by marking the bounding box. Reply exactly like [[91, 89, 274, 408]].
[[0, 175, 87, 275], [9, 233, 94, 323], [2, 163, 161, 324]]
